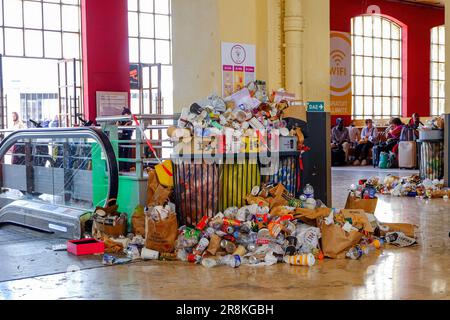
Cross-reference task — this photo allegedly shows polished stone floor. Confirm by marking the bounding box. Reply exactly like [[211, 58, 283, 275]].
[[0, 167, 449, 300]]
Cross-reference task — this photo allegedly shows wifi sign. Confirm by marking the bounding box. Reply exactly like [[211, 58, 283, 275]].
[[331, 49, 345, 66]]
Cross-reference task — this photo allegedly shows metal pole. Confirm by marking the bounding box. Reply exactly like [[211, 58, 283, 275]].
[[0, 54, 4, 132]]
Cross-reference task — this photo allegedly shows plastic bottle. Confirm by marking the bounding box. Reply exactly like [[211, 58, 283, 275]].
[[220, 255, 241, 268], [176, 249, 188, 262], [201, 257, 219, 268], [303, 184, 315, 199], [283, 253, 315, 266], [346, 246, 363, 260]]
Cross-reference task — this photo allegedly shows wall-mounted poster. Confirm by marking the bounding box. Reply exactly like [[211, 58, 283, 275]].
[[130, 64, 140, 90], [330, 31, 352, 115], [221, 42, 256, 97], [96, 91, 129, 117]]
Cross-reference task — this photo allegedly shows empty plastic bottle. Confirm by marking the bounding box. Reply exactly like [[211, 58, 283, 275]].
[[176, 249, 188, 262], [303, 184, 315, 199], [346, 246, 363, 260], [201, 257, 219, 268], [283, 253, 315, 266], [220, 255, 241, 268]]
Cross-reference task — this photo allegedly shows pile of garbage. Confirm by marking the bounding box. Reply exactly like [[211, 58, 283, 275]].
[[352, 174, 450, 199], [167, 82, 307, 155], [94, 183, 418, 268]]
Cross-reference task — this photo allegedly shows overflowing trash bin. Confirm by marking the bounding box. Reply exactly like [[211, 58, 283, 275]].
[[418, 139, 444, 181]]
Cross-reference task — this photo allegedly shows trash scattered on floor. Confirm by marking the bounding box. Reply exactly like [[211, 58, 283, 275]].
[[350, 174, 450, 199], [87, 182, 418, 268], [102, 254, 132, 265], [52, 243, 67, 251]]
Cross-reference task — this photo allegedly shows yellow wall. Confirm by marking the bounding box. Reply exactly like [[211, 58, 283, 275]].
[[302, 0, 330, 110], [172, 0, 330, 113]]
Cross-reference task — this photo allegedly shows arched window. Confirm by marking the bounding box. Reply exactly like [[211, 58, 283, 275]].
[[430, 25, 445, 116], [351, 15, 402, 119]]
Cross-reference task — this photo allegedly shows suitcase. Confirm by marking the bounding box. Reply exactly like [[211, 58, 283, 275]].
[[398, 141, 417, 169], [331, 147, 346, 166]]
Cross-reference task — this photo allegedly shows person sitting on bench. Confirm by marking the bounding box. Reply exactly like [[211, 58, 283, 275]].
[[353, 119, 378, 166], [379, 117, 403, 154], [331, 118, 351, 163], [408, 113, 424, 139]]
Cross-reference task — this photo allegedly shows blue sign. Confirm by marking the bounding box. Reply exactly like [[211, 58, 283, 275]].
[[307, 101, 325, 112]]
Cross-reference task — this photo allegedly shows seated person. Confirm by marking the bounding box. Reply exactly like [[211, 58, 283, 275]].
[[331, 118, 351, 163], [353, 119, 378, 166], [379, 117, 403, 154], [347, 121, 360, 147], [408, 113, 424, 139]]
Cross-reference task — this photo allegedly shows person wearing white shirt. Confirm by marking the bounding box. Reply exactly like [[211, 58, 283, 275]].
[[347, 121, 360, 146], [353, 119, 378, 166], [12, 112, 25, 130]]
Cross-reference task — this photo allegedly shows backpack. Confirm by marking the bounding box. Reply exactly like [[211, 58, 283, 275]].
[[400, 125, 415, 142], [379, 152, 390, 169]]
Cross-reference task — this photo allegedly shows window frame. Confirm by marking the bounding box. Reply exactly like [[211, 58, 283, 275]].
[[0, 0, 82, 61], [351, 14, 403, 120], [430, 25, 445, 117]]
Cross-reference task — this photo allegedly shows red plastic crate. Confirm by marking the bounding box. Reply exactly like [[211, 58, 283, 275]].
[[67, 238, 104, 256]]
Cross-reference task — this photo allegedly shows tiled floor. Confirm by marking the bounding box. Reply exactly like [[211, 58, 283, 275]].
[[0, 167, 449, 300]]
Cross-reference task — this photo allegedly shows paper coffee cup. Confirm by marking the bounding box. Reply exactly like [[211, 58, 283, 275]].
[[280, 128, 290, 136], [141, 248, 160, 260]]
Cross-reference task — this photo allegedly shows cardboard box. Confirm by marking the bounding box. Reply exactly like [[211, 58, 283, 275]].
[[344, 193, 378, 214], [67, 238, 104, 256]]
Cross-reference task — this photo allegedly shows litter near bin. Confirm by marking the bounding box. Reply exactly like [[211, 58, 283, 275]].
[[350, 174, 450, 199]]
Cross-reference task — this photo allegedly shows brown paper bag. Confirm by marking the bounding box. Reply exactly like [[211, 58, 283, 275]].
[[103, 237, 124, 253], [269, 195, 288, 209], [131, 206, 145, 236], [341, 209, 374, 233], [379, 223, 418, 238], [294, 207, 331, 220], [270, 206, 294, 217], [145, 213, 178, 253], [92, 215, 127, 239], [293, 207, 331, 227], [294, 128, 305, 148], [147, 168, 173, 206], [320, 222, 363, 259], [344, 193, 378, 214]]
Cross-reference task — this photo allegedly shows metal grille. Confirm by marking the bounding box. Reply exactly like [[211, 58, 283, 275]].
[[430, 25, 445, 116], [351, 15, 402, 119], [172, 153, 302, 226]]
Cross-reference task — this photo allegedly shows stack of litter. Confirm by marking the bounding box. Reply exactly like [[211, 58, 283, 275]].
[[352, 174, 450, 199], [168, 81, 307, 155], [122, 183, 418, 268]]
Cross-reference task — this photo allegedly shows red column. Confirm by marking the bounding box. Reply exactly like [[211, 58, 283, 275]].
[[81, 0, 130, 122]]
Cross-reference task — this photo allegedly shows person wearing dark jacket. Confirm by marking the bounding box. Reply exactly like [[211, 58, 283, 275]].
[[331, 118, 351, 163], [117, 107, 134, 172]]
